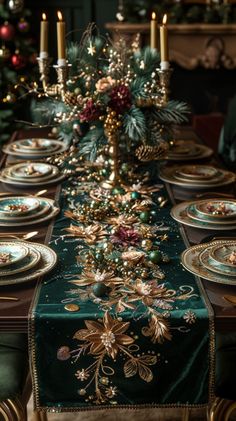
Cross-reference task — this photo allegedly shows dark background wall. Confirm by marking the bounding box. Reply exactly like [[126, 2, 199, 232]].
[[26, 0, 118, 60]]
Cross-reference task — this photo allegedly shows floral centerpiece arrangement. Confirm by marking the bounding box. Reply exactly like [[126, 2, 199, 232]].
[[33, 25, 189, 184]]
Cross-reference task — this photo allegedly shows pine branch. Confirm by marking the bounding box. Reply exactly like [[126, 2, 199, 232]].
[[79, 126, 106, 160], [130, 76, 150, 99], [123, 106, 146, 141], [133, 47, 160, 77], [152, 101, 190, 124]]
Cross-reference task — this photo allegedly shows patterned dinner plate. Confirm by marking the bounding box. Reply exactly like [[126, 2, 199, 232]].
[[0, 196, 40, 216], [171, 201, 236, 230], [3, 139, 68, 159], [12, 138, 61, 153], [181, 240, 236, 285], [194, 200, 236, 220], [186, 203, 236, 225], [0, 242, 28, 267], [159, 166, 235, 189], [199, 247, 236, 277], [10, 162, 53, 179], [176, 165, 219, 180], [166, 144, 213, 161], [6, 165, 59, 183], [0, 205, 60, 227], [0, 241, 57, 286], [0, 197, 53, 221], [0, 247, 40, 276], [210, 243, 236, 269], [0, 172, 65, 188]]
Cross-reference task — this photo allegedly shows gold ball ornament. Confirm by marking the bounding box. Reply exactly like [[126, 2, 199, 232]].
[[0, 45, 10, 60], [3, 92, 16, 103]]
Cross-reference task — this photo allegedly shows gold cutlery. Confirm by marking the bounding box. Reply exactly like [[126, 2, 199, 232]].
[[223, 295, 236, 305], [0, 231, 38, 240], [196, 192, 235, 199], [0, 297, 19, 301], [0, 189, 48, 198]]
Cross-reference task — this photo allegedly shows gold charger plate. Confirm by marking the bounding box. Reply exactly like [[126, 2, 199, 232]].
[[159, 166, 235, 189], [0, 241, 57, 286], [3, 139, 68, 159], [171, 200, 236, 230], [166, 144, 213, 161], [6, 166, 60, 183], [0, 172, 65, 188], [181, 240, 236, 285]]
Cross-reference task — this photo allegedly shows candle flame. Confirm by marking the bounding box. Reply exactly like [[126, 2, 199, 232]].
[[57, 11, 63, 21], [152, 12, 156, 20], [162, 14, 167, 25], [42, 13, 47, 21]]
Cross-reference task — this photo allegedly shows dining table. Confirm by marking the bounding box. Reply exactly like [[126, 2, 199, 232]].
[[0, 126, 236, 420]]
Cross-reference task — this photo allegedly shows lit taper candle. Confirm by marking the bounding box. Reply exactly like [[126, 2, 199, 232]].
[[150, 12, 158, 50], [160, 14, 169, 69], [40, 13, 48, 58], [57, 10, 66, 66]]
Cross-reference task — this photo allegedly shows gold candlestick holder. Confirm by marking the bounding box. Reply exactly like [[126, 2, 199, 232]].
[[37, 57, 71, 101], [101, 131, 123, 190], [37, 56, 51, 92], [53, 63, 71, 102], [157, 67, 172, 105]]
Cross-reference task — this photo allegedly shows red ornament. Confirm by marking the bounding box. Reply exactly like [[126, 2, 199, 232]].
[[11, 51, 26, 69], [0, 22, 15, 41]]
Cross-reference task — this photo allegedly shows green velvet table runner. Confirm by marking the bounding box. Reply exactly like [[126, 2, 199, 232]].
[[29, 180, 214, 412]]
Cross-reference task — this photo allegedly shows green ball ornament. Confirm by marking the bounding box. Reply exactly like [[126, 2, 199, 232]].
[[112, 187, 125, 195], [150, 209, 158, 222], [149, 250, 162, 264], [121, 163, 129, 174], [92, 283, 108, 297], [131, 191, 141, 200], [139, 211, 150, 223], [101, 168, 109, 177], [95, 252, 104, 262]]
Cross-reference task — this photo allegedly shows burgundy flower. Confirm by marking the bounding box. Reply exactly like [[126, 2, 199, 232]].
[[79, 99, 102, 122], [111, 226, 140, 247], [108, 84, 132, 114]]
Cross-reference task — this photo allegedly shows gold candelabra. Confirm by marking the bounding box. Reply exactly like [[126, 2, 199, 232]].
[[101, 131, 123, 190], [37, 56, 71, 101]]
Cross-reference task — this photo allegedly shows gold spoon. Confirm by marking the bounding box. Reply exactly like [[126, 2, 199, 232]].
[[0, 297, 19, 301], [223, 295, 236, 305], [0, 189, 48, 198], [0, 231, 38, 240]]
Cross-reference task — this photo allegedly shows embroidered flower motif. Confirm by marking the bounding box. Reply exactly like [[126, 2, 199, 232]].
[[105, 386, 117, 398], [57, 346, 71, 361], [142, 314, 172, 344], [106, 214, 138, 227], [73, 312, 134, 359], [70, 269, 123, 287], [111, 226, 140, 247], [64, 223, 107, 244], [130, 280, 174, 307], [75, 369, 90, 381], [183, 310, 196, 324]]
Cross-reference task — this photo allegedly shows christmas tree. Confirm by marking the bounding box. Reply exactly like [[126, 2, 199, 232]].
[[0, 0, 37, 143]]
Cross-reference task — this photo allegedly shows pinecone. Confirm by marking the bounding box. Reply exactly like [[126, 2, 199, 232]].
[[64, 91, 79, 107], [135, 143, 169, 162]]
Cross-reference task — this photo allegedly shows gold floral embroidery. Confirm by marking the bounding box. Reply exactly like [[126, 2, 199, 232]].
[[70, 269, 123, 287], [64, 223, 107, 244], [58, 312, 157, 404]]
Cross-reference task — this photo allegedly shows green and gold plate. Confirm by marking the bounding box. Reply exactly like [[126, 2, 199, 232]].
[[0, 242, 28, 267]]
